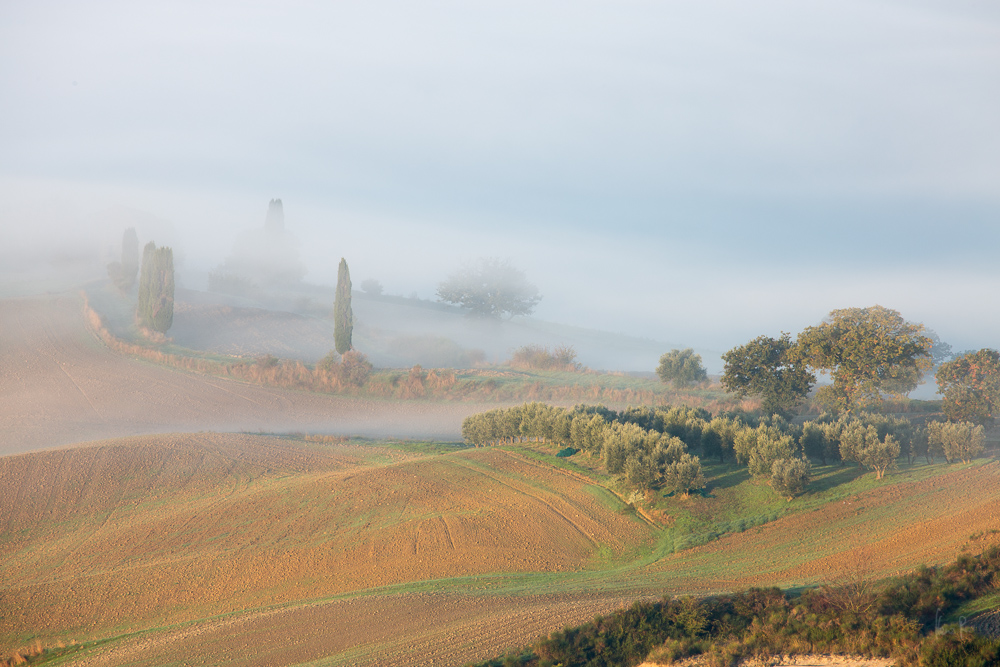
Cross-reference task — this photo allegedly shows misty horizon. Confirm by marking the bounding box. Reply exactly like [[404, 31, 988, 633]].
[[3, 1, 999, 371]]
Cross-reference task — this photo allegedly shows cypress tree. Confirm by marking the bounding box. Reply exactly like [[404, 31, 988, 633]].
[[136, 242, 175, 333], [334, 257, 353, 354], [121, 227, 139, 290], [107, 227, 140, 293]]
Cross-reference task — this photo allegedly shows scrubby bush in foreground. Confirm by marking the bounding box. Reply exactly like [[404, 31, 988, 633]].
[[473, 545, 1000, 667]]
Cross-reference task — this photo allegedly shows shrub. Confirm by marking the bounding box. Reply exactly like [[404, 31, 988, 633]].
[[509, 345, 583, 372]]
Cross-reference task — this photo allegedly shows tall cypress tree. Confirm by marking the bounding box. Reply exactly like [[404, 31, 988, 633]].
[[107, 227, 140, 293], [334, 257, 353, 354], [121, 227, 139, 289], [136, 242, 175, 333]]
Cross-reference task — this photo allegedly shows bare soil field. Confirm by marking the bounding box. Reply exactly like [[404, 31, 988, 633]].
[[66, 590, 647, 667], [646, 460, 1000, 591], [0, 294, 496, 455], [0, 434, 654, 658]]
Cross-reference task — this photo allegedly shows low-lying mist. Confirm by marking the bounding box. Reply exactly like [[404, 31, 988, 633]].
[[3, 184, 998, 378]]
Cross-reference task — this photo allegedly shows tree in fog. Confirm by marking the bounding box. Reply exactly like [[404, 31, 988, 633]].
[[721, 333, 814, 418], [656, 348, 707, 388], [935, 348, 1000, 425], [334, 258, 354, 355], [437, 257, 541, 319], [107, 227, 140, 294], [360, 278, 383, 296], [797, 305, 932, 412], [136, 242, 174, 333]]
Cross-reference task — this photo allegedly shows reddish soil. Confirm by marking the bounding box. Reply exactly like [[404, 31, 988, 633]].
[[0, 435, 653, 656], [67, 591, 647, 667], [651, 461, 1000, 590], [0, 294, 494, 455]]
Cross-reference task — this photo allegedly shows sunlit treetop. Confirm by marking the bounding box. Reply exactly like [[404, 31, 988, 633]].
[[797, 305, 932, 412]]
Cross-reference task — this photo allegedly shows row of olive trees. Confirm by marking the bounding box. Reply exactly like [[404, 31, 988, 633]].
[[463, 401, 989, 503], [461, 403, 707, 497]]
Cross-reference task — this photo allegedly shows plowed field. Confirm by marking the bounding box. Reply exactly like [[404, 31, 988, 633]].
[[0, 434, 655, 658], [645, 461, 1000, 592], [0, 294, 495, 455]]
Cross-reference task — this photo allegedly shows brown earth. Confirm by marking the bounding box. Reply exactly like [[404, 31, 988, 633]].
[[648, 461, 1000, 591], [0, 294, 497, 456], [0, 433, 654, 656], [65, 590, 649, 667]]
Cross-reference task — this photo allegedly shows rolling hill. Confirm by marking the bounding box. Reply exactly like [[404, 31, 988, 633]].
[[1, 431, 997, 666]]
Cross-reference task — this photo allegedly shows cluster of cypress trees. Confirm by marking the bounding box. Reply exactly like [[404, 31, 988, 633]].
[[136, 241, 174, 333]]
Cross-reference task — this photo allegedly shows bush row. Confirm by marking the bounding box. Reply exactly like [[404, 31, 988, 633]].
[[475, 545, 1000, 667]]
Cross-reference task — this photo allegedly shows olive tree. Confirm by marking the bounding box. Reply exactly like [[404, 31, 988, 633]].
[[927, 420, 985, 464], [771, 458, 811, 500], [663, 453, 706, 498]]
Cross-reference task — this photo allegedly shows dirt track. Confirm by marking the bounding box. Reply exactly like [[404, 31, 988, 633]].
[[0, 294, 494, 455]]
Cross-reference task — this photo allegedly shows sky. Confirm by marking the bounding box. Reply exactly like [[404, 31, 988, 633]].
[[2, 0, 999, 359]]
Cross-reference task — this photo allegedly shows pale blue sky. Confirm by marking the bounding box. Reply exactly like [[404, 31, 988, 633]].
[[2, 0, 998, 357]]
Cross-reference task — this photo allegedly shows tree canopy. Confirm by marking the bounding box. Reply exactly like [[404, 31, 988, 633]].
[[721, 333, 815, 418], [656, 348, 707, 388], [796, 305, 932, 412], [935, 348, 1000, 426], [437, 257, 541, 319]]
